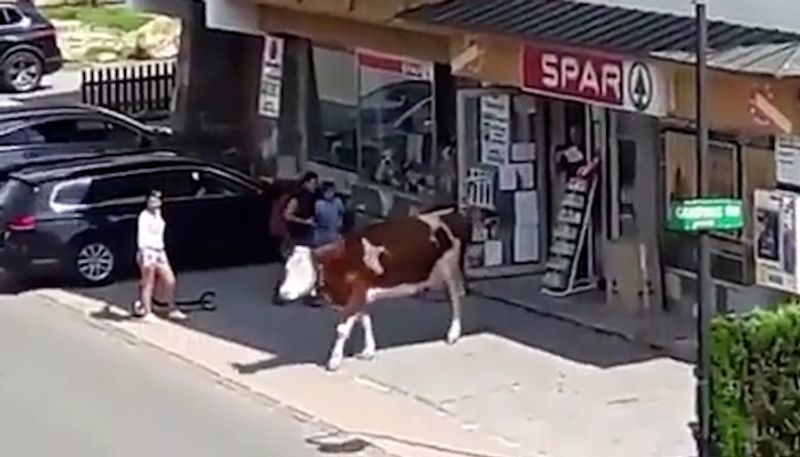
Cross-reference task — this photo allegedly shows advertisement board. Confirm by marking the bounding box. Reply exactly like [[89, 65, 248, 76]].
[[754, 189, 800, 293]]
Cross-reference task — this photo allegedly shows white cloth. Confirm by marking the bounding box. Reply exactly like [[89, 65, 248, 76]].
[[137, 210, 165, 252]]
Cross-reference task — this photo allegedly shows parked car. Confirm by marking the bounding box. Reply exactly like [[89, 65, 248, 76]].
[[0, 104, 173, 180], [0, 1, 62, 92], [0, 153, 279, 286]]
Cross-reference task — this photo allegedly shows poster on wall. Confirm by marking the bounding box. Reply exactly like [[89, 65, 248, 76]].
[[479, 95, 510, 166], [465, 167, 495, 210], [258, 34, 284, 118], [754, 189, 800, 293], [775, 135, 800, 188]]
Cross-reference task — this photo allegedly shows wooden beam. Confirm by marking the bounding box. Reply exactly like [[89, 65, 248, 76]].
[[259, 5, 450, 62]]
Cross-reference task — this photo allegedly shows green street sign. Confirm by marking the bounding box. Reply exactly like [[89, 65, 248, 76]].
[[668, 198, 744, 232]]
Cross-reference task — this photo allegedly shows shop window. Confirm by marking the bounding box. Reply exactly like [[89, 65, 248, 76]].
[[311, 45, 358, 170], [663, 129, 746, 283], [664, 130, 740, 221], [357, 51, 435, 197]]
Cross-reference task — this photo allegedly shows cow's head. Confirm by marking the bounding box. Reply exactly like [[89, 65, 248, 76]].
[[277, 242, 345, 302]]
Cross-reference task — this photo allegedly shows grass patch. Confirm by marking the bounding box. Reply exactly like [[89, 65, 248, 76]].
[[42, 5, 152, 32]]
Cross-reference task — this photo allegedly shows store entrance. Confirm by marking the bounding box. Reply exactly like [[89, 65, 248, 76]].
[[456, 88, 547, 278]]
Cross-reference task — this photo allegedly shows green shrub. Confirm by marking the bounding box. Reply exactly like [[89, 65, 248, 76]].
[[711, 304, 800, 456], [42, 5, 151, 32]]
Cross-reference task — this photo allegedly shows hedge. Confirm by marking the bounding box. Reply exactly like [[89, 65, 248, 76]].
[[711, 303, 800, 456]]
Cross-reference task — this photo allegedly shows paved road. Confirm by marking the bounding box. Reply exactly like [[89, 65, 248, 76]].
[[0, 295, 353, 457]]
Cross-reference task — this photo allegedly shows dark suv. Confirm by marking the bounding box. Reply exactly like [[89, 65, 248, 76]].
[[0, 153, 277, 286], [0, 1, 62, 92], [0, 104, 173, 180]]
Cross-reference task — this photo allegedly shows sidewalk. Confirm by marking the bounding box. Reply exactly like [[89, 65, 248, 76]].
[[31, 264, 696, 457], [472, 276, 698, 362]]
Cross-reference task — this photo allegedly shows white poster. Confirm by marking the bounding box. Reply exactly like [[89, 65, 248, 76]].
[[775, 135, 800, 188], [465, 167, 495, 210], [498, 163, 535, 191], [754, 189, 800, 293], [484, 240, 503, 266], [514, 225, 539, 263], [258, 34, 284, 118], [513, 190, 539, 263], [479, 95, 510, 166], [511, 142, 536, 162]]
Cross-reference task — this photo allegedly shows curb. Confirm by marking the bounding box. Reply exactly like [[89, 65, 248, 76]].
[[472, 289, 696, 364], [28, 289, 401, 457]]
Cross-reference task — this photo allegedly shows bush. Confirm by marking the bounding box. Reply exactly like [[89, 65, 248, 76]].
[[711, 304, 800, 456], [42, 5, 151, 32]]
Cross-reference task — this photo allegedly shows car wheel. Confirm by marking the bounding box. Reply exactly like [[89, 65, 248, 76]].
[[71, 240, 118, 286], [2, 51, 43, 93]]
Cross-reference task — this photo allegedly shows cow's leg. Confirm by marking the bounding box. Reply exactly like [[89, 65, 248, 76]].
[[443, 263, 463, 345], [357, 312, 376, 360], [327, 312, 358, 371]]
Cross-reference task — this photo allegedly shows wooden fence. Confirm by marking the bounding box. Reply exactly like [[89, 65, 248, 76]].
[[81, 60, 177, 120]]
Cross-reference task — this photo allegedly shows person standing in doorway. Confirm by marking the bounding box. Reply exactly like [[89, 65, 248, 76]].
[[134, 190, 186, 322], [272, 171, 319, 306], [314, 181, 345, 247], [555, 125, 588, 182]]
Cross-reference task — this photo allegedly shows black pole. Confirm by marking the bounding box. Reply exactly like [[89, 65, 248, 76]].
[[695, 1, 712, 456]]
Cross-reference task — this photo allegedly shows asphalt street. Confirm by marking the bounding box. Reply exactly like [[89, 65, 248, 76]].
[[0, 294, 360, 457]]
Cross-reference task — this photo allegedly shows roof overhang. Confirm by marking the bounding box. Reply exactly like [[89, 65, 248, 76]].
[[402, 0, 800, 78]]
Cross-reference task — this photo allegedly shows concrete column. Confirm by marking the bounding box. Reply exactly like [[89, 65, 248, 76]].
[[276, 35, 324, 178], [170, 0, 263, 172]]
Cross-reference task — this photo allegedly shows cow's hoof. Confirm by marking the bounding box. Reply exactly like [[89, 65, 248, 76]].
[[446, 325, 462, 345], [357, 349, 376, 361], [326, 358, 343, 372]]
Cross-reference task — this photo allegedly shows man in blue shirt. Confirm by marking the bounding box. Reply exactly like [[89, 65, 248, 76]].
[[314, 181, 345, 247]]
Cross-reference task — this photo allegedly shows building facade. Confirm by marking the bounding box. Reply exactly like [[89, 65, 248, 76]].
[[130, 0, 800, 317]]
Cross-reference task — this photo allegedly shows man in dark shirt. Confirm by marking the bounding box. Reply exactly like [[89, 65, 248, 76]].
[[273, 171, 319, 306], [283, 172, 318, 248]]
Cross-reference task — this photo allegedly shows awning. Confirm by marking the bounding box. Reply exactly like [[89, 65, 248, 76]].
[[402, 0, 800, 76]]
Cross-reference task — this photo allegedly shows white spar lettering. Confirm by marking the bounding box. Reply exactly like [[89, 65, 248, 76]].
[[540, 53, 622, 101]]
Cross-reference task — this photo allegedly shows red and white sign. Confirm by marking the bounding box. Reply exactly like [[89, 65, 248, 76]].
[[357, 50, 432, 81], [521, 44, 667, 116]]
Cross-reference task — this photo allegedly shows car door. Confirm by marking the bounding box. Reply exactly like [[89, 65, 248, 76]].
[[62, 172, 150, 266], [185, 167, 268, 265], [134, 168, 200, 269]]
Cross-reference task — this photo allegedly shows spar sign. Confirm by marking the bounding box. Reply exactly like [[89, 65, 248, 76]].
[[522, 43, 667, 116]]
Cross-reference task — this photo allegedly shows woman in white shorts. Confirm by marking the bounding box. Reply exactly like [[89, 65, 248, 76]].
[[135, 190, 186, 321]]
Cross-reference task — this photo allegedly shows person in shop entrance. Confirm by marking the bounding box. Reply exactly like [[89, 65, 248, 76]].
[[553, 124, 601, 288], [555, 125, 600, 181], [272, 171, 321, 307]]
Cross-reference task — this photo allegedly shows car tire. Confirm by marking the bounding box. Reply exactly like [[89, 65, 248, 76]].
[[69, 239, 118, 286], [1, 50, 43, 93]]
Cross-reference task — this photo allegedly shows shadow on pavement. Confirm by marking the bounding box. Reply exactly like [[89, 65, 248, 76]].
[[53, 262, 666, 372]]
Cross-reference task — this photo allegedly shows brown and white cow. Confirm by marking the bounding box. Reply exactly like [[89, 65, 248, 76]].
[[276, 206, 469, 371]]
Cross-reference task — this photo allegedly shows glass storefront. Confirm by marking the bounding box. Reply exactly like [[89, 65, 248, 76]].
[[310, 45, 443, 216], [356, 50, 436, 199]]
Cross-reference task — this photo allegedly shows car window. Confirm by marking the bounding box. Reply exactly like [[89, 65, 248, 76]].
[[29, 119, 79, 143], [190, 170, 250, 198], [52, 178, 92, 207], [74, 120, 140, 145], [56, 170, 195, 207], [0, 7, 23, 26], [0, 125, 45, 145]]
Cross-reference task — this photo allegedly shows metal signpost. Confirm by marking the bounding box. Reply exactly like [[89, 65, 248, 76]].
[[695, 2, 712, 455]]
